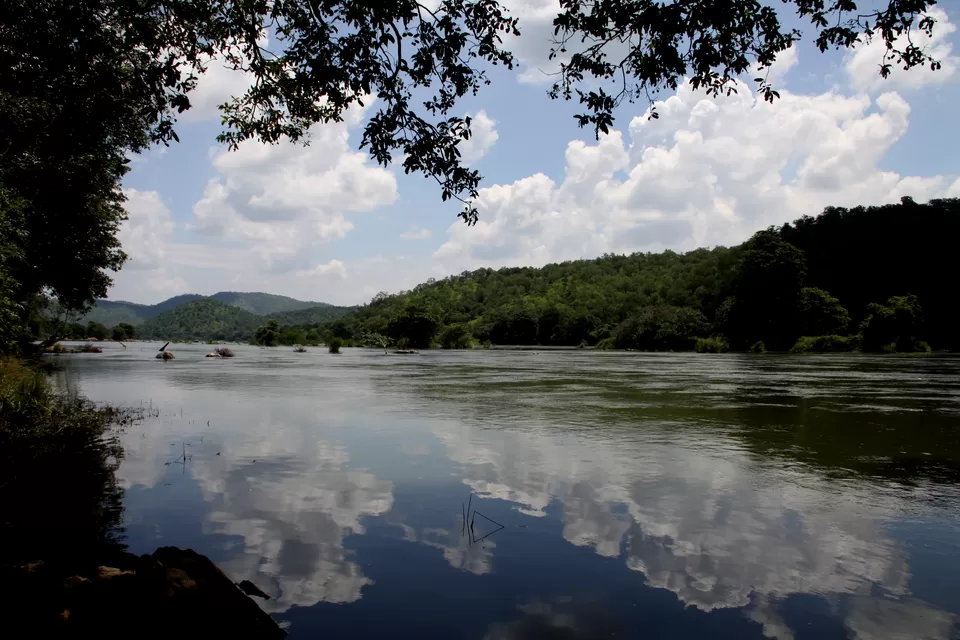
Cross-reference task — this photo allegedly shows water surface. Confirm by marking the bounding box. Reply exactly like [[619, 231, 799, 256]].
[[54, 344, 960, 638]]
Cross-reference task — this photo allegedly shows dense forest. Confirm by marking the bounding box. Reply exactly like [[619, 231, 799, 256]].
[[283, 197, 957, 353]]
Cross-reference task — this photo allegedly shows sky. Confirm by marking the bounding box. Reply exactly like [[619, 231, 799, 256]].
[[115, 1, 960, 306]]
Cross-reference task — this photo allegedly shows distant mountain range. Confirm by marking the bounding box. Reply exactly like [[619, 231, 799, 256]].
[[80, 291, 334, 327]]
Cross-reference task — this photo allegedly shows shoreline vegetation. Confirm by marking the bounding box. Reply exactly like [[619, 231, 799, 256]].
[[0, 358, 285, 638]]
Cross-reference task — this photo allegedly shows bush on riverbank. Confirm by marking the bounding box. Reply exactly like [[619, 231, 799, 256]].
[[1, 359, 128, 572], [328, 337, 342, 353], [789, 335, 859, 353], [595, 337, 615, 350], [439, 323, 473, 349], [749, 341, 766, 353], [695, 337, 729, 353]]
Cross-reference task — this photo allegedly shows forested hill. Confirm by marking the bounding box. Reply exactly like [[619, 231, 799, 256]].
[[333, 247, 743, 346], [207, 292, 328, 315], [138, 300, 262, 341], [78, 291, 330, 326], [131, 300, 355, 341], [302, 197, 958, 352]]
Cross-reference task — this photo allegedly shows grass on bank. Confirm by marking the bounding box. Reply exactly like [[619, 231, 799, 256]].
[[0, 359, 137, 571], [695, 337, 729, 353]]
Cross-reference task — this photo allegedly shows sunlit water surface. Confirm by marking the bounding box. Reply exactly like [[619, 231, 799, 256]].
[[53, 343, 960, 639]]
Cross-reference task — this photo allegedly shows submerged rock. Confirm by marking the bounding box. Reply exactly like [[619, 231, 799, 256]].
[[7, 547, 285, 639]]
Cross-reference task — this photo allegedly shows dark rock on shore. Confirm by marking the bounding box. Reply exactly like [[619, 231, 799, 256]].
[[5, 547, 285, 639]]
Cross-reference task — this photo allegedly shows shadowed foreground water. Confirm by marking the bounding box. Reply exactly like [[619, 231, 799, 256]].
[[53, 344, 960, 639]]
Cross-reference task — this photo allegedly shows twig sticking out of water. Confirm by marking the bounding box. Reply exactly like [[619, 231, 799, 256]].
[[461, 493, 505, 546]]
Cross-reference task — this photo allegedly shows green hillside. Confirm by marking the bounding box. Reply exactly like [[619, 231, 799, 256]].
[[149, 294, 208, 317], [78, 292, 325, 326], [299, 198, 959, 352], [79, 300, 153, 327], [313, 247, 741, 347], [268, 304, 355, 325], [79, 294, 205, 325], [137, 299, 262, 341], [210, 291, 325, 315]]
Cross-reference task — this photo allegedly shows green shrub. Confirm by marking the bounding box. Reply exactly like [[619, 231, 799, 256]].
[[0, 359, 48, 421], [613, 305, 707, 351], [749, 340, 766, 353], [328, 337, 342, 354], [439, 324, 472, 349], [788, 335, 857, 353], [0, 359, 128, 571], [595, 337, 616, 351], [860, 295, 926, 352], [255, 320, 280, 346], [280, 328, 306, 346], [875, 338, 931, 353], [695, 337, 729, 353]]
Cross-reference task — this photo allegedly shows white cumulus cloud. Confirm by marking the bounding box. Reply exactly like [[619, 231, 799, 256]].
[[435, 78, 956, 272], [846, 7, 957, 93], [118, 189, 174, 270], [179, 59, 255, 123], [113, 189, 189, 297], [191, 106, 397, 273], [459, 110, 500, 163], [296, 259, 348, 280]]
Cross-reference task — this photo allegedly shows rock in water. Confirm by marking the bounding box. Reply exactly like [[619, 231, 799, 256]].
[[237, 579, 271, 599], [6, 546, 286, 639]]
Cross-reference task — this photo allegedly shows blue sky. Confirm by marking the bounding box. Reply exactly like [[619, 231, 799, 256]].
[[115, 2, 960, 306]]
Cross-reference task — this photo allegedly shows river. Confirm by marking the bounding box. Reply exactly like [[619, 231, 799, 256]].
[[51, 343, 960, 638]]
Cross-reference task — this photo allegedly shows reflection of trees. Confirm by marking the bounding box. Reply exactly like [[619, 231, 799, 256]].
[[374, 352, 960, 638]]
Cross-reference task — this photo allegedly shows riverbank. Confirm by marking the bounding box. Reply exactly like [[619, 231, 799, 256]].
[[0, 359, 284, 638]]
